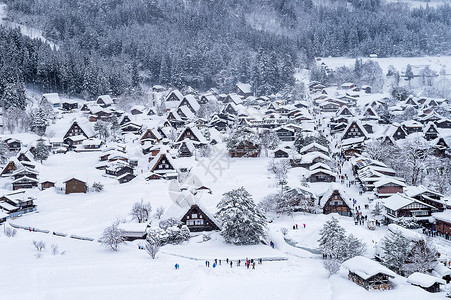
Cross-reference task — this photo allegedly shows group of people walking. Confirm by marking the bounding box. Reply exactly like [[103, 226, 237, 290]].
[[205, 257, 263, 269]]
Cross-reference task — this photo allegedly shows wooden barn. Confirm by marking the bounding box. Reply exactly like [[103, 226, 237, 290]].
[[342, 256, 396, 291], [64, 178, 87, 194], [374, 178, 406, 198]]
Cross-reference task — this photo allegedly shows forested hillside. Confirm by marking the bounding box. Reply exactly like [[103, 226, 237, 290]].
[[1, 0, 451, 102]]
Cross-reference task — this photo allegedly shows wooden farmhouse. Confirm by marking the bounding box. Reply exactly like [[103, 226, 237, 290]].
[[342, 256, 396, 290], [11, 167, 39, 190], [180, 204, 221, 232], [178, 95, 200, 114], [176, 126, 207, 145], [319, 183, 352, 216], [383, 193, 437, 224], [407, 272, 445, 293], [64, 178, 88, 194], [117, 223, 149, 241], [96, 95, 114, 107], [342, 120, 368, 140], [149, 153, 178, 179]]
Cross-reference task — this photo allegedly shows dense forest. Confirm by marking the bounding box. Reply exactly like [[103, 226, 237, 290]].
[[1, 0, 451, 103]]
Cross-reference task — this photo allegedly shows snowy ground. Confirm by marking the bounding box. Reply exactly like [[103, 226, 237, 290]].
[[0, 152, 448, 299]]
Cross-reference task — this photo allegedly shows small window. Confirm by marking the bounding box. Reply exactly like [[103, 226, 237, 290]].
[[192, 214, 198, 219]]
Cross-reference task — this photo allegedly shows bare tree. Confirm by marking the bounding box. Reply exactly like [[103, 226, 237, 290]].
[[130, 200, 152, 223], [99, 222, 125, 251], [145, 238, 161, 259], [267, 159, 290, 192], [154, 206, 165, 220], [323, 258, 341, 276], [51, 244, 59, 255]]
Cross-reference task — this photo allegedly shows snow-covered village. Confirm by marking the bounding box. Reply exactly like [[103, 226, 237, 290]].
[[1, 0, 451, 299]]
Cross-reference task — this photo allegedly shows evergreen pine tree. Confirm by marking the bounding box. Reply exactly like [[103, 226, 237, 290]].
[[318, 217, 346, 259]]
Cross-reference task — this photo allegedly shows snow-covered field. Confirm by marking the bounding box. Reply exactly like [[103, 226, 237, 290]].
[[0, 145, 447, 299]]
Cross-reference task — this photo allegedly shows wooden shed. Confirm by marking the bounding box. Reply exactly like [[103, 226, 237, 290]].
[[342, 256, 396, 291], [64, 178, 87, 194], [407, 272, 445, 293]]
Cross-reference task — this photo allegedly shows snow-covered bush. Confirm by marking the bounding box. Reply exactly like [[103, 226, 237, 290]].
[[280, 227, 288, 236], [159, 217, 181, 230], [99, 222, 125, 252], [202, 233, 211, 241], [147, 225, 189, 246], [395, 217, 420, 229], [33, 240, 46, 252], [92, 182, 104, 192], [215, 187, 267, 245]]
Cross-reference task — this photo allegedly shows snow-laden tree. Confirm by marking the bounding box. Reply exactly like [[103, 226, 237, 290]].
[[215, 187, 267, 245], [92, 182, 104, 192], [130, 200, 152, 223], [197, 100, 220, 120], [364, 139, 394, 162], [259, 130, 280, 157], [33, 141, 50, 163], [274, 188, 316, 215], [147, 225, 189, 246], [267, 159, 290, 191], [99, 221, 125, 252], [318, 218, 366, 262], [381, 231, 411, 274], [388, 136, 433, 186], [30, 108, 49, 136], [341, 234, 366, 261], [226, 128, 260, 155], [294, 133, 329, 153], [372, 202, 382, 216], [0, 141, 11, 164], [94, 120, 110, 141], [426, 156, 451, 195], [258, 193, 278, 214], [402, 239, 438, 276], [318, 218, 347, 260]]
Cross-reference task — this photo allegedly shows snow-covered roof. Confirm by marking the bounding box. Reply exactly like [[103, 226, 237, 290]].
[[309, 162, 331, 171], [182, 95, 200, 112], [407, 272, 445, 288], [342, 256, 396, 279], [432, 210, 451, 224], [405, 185, 443, 199], [374, 177, 406, 188], [387, 224, 424, 241], [42, 93, 61, 104], [236, 82, 252, 94], [97, 95, 113, 105], [319, 183, 352, 208], [227, 93, 243, 105], [178, 105, 195, 119], [433, 263, 451, 278], [118, 222, 148, 233], [382, 193, 416, 211], [301, 152, 330, 164], [299, 142, 329, 154]]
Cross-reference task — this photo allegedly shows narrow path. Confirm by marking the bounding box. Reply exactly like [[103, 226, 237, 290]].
[[283, 237, 322, 255]]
